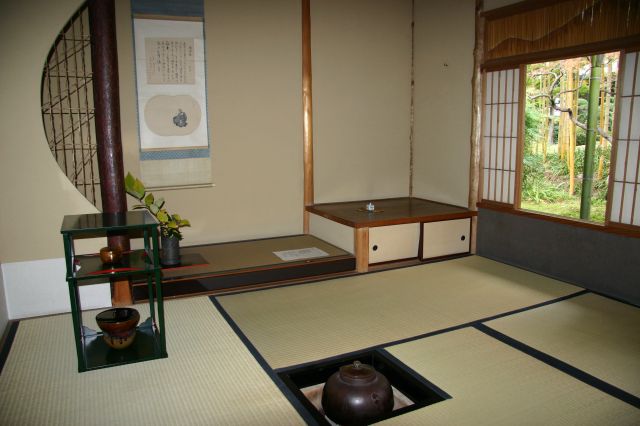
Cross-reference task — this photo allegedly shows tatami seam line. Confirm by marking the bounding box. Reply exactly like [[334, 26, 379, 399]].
[[269, 289, 590, 373], [208, 296, 320, 425], [210, 289, 593, 422], [376, 348, 452, 401], [474, 323, 640, 409]]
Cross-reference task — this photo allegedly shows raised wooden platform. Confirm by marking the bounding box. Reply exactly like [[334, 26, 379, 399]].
[[133, 199, 475, 301], [307, 197, 476, 272], [132, 235, 355, 301]]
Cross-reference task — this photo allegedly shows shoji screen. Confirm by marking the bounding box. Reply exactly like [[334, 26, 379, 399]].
[[482, 68, 519, 204], [610, 51, 640, 227]]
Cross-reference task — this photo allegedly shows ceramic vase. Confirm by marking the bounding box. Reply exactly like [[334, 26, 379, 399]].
[[161, 234, 181, 266]]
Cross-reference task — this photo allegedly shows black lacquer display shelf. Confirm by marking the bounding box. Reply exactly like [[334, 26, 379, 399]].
[[61, 211, 167, 372]]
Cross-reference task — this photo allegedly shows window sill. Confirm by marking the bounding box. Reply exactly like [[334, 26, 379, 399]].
[[477, 201, 640, 239]]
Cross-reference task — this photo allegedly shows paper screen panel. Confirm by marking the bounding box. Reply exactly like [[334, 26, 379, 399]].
[[481, 68, 519, 204], [610, 51, 640, 226]]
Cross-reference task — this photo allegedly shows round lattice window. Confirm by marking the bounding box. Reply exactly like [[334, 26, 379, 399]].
[[41, 2, 101, 210]]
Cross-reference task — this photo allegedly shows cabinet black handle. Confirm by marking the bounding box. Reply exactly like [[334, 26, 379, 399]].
[[460, 235, 466, 241], [372, 245, 378, 251]]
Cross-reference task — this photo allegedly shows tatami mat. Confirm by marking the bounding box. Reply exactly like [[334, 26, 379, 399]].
[[383, 328, 640, 425], [216, 256, 581, 369], [0, 297, 304, 426], [485, 293, 640, 397]]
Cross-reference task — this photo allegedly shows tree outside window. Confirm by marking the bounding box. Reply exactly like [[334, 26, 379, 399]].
[[522, 52, 619, 223]]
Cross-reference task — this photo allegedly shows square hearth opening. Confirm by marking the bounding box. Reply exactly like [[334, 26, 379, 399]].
[[277, 349, 450, 425]]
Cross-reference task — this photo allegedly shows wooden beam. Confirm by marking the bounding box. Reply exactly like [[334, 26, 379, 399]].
[[468, 0, 484, 254], [302, 0, 314, 233]]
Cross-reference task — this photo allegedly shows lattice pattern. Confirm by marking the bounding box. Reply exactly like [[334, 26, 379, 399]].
[[610, 51, 640, 226], [482, 68, 519, 204], [41, 4, 100, 209]]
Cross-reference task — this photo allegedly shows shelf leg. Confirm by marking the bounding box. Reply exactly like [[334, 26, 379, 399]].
[[67, 280, 85, 372], [151, 227, 167, 356], [64, 234, 86, 372]]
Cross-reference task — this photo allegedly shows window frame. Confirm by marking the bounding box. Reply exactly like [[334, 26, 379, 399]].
[[478, 46, 640, 237]]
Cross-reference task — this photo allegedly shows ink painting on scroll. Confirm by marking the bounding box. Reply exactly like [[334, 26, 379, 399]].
[[133, 15, 211, 188]]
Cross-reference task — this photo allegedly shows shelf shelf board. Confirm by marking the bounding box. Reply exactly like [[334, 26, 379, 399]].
[[61, 210, 158, 238], [81, 323, 166, 371], [70, 250, 160, 283]]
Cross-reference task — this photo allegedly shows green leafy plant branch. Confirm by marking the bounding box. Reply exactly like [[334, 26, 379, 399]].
[[124, 172, 191, 240]]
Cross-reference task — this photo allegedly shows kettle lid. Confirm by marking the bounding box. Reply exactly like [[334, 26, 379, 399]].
[[339, 361, 376, 382]]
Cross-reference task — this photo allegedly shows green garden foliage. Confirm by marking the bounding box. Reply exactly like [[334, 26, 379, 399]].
[[521, 54, 618, 222]]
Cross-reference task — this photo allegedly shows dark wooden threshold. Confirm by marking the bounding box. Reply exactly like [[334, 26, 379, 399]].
[[367, 252, 471, 273], [133, 256, 355, 301]]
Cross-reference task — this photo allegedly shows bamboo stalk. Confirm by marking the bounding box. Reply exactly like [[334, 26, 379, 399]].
[[580, 54, 604, 220], [597, 59, 611, 179], [568, 64, 576, 196]]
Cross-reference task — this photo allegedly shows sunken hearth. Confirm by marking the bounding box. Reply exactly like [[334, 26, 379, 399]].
[[278, 349, 450, 425]]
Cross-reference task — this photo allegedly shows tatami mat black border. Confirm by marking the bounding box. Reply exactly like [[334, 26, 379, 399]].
[[207, 255, 428, 298], [0, 321, 19, 375], [212, 254, 590, 302], [376, 348, 452, 401], [587, 289, 640, 309], [212, 279, 640, 418], [208, 296, 320, 425], [270, 289, 590, 373], [474, 323, 640, 409]]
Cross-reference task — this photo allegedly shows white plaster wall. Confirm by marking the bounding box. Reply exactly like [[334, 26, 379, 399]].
[[309, 214, 355, 254], [1, 259, 111, 320], [0, 263, 8, 337], [0, 0, 99, 264], [412, 0, 475, 206], [312, 0, 412, 203], [1, 0, 304, 265], [0, 0, 302, 318]]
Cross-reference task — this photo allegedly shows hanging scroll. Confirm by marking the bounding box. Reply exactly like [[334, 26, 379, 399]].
[[132, 0, 211, 189]]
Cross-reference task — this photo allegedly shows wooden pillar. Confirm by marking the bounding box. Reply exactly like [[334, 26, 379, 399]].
[[302, 0, 314, 233], [89, 0, 132, 305], [468, 0, 484, 254], [355, 227, 369, 273], [408, 0, 415, 197]]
